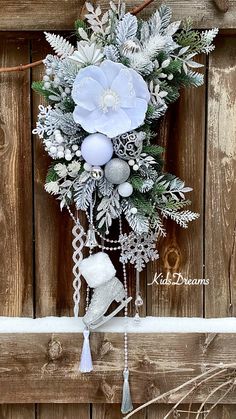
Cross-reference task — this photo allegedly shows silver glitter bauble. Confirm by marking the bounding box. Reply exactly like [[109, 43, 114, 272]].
[[112, 131, 145, 160], [104, 158, 130, 185], [90, 166, 104, 180]]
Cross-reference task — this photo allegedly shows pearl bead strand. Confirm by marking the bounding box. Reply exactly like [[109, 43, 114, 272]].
[[119, 217, 129, 372], [67, 205, 121, 251]]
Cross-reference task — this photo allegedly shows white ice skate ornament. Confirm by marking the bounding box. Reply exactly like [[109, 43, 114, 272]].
[[79, 252, 132, 329]]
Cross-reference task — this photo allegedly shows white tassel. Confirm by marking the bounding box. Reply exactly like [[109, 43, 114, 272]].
[[79, 329, 93, 373], [121, 369, 133, 414]]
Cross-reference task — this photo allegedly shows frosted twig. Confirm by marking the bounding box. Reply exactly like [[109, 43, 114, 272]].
[[123, 363, 236, 419], [195, 378, 236, 418], [130, 0, 154, 15], [162, 368, 228, 419], [204, 380, 236, 417], [0, 59, 43, 73]]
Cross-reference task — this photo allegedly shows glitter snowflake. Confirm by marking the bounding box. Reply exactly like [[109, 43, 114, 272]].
[[119, 232, 159, 272]]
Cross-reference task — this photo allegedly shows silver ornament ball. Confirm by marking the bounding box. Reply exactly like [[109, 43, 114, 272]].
[[104, 158, 130, 185], [112, 131, 144, 160], [90, 166, 104, 180]]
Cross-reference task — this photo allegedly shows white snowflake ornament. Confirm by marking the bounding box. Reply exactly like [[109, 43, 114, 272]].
[[119, 232, 159, 272]]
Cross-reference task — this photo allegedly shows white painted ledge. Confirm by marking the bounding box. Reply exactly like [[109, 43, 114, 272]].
[[0, 316, 235, 333]]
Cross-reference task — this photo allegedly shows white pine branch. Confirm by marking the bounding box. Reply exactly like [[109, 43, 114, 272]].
[[44, 32, 74, 58], [161, 209, 199, 228]]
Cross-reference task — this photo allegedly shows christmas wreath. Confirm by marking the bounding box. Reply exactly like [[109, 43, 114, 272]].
[[32, 2, 218, 413], [33, 3, 218, 239]]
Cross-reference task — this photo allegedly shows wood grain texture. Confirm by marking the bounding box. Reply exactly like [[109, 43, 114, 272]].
[[0, 333, 235, 403], [213, 0, 230, 13], [92, 404, 146, 418], [148, 404, 236, 418], [205, 36, 236, 317], [0, 33, 35, 419], [38, 404, 90, 419], [207, 405, 236, 418], [0, 38, 33, 316], [147, 57, 206, 317], [0, 405, 35, 419], [0, 1, 235, 30]]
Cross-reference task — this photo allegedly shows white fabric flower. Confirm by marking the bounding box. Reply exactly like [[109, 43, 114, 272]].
[[69, 42, 103, 66], [71, 60, 150, 138], [54, 163, 68, 177], [68, 161, 81, 177], [45, 181, 60, 195]]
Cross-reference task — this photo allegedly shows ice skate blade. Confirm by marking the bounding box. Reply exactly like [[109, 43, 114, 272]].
[[89, 297, 132, 330]]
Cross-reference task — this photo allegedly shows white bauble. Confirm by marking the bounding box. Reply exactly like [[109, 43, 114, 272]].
[[104, 158, 130, 185], [81, 133, 113, 166], [118, 182, 133, 197], [49, 146, 57, 154], [57, 151, 64, 159], [65, 153, 72, 161]]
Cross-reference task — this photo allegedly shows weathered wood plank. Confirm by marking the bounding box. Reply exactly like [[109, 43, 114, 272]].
[[0, 405, 35, 419], [0, 34, 35, 419], [0, 1, 235, 30], [0, 38, 33, 316], [91, 404, 236, 418], [147, 57, 205, 317], [205, 36, 236, 317], [209, 405, 236, 418], [38, 404, 90, 418], [92, 404, 146, 418], [148, 404, 236, 418], [0, 333, 235, 403]]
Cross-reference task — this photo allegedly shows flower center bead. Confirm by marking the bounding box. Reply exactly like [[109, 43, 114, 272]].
[[100, 89, 120, 113]]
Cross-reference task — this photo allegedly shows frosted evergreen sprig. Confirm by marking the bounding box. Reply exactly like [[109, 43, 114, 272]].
[[161, 209, 200, 228], [122, 200, 149, 235], [74, 174, 96, 211], [96, 191, 122, 230], [44, 33, 74, 58]]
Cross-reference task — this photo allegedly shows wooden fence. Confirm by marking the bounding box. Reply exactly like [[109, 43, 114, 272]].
[[0, 1, 236, 418]]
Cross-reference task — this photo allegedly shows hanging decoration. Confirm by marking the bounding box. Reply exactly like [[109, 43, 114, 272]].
[[32, 1, 218, 414]]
